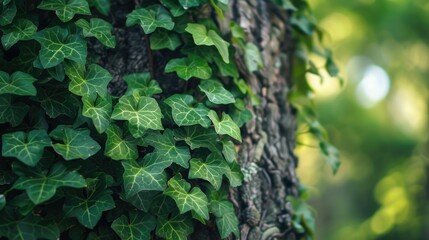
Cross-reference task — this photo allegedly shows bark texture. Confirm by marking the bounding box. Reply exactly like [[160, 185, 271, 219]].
[[93, 1, 299, 239]]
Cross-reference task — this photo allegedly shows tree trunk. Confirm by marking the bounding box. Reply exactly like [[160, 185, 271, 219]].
[[96, 1, 300, 239]]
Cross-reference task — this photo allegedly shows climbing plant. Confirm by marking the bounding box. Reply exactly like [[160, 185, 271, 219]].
[[0, 0, 337, 239]]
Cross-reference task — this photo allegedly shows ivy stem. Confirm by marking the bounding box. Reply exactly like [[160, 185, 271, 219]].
[[143, 33, 155, 79]]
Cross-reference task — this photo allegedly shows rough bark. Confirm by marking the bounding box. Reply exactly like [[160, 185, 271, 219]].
[[92, 1, 299, 239]]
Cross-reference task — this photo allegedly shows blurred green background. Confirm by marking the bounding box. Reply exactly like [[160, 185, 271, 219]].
[[295, 0, 429, 239]]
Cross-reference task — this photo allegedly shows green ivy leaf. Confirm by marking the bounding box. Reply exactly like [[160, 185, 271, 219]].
[[0, 71, 37, 96], [37, 0, 91, 22], [47, 64, 65, 81], [208, 110, 242, 142], [34, 26, 87, 68], [173, 125, 220, 151], [64, 187, 115, 229], [0, 95, 29, 127], [185, 23, 230, 63], [75, 18, 116, 48], [13, 162, 87, 204], [0, 1, 16, 26], [65, 61, 112, 99], [320, 142, 341, 174], [160, 0, 185, 17], [145, 130, 191, 168], [165, 55, 212, 80], [222, 139, 236, 163], [50, 126, 101, 160], [245, 42, 264, 72], [230, 107, 253, 128], [189, 153, 229, 190], [199, 79, 235, 104], [88, 0, 110, 15], [37, 87, 79, 118], [156, 212, 193, 240], [126, 4, 174, 34], [123, 191, 159, 212], [82, 95, 112, 134], [0, 195, 5, 210], [111, 95, 164, 138], [123, 73, 162, 97], [224, 161, 243, 187], [122, 153, 169, 198], [164, 94, 211, 127], [104, 124, 138, 161], [112, 213, 156, 240], [150, 29, 181, 51], [1, 19, 37, 50], [178, 0, 204, 9], [9, 42, 42, 76], [2, 130, 51, 167], [164, 175, 209, 222], [210, 200, 239, 238]]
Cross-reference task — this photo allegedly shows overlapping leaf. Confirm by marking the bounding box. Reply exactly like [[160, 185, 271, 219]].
[[224, 161, 243, 187], [210, 200, 240, 238], [0, 94, 29, 127], [88, 0, 110, 15], [160, 0, 185, 16], [208, 110, 242, 142], [82, 95, 112, 134], [12, 162, 87, 204], [165, 55, 212, 80], [0, 71, 37, 96], [104, 124, 138, 161], [150, 29, 181, 51], [145, 130, 191, 168], [199, 79, 235, 104], [50, 126, 101, 160], [34, 26, 87, 68], [156, 212, 193, 240], [112, 213, 156, 240], [222, 139, 237, 163], [123, 73, 162, 97], [0, 1, 16, 26], [111, 95, 163, 138], [173, 125, 220, 151], [126, 4, 174, 34], [164, 94, 211, 127], [2, 130, 51, 167], [37, 87, 79, 118], [164, 175, 209, 221], [37, 0, 91, 22], [1, 18, 37, 50], [75, 18, 116, 48], [189, 153, 229, 190]]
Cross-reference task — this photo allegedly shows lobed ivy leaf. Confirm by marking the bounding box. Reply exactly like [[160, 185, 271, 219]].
[[126, 4, 174, 34], [164, 175, 209, 222], [123, 191, 159, 212], [88, 0, 110, 15], [0, 71, 37, 96], [1, 19, 37, 50], [112, 213, 156, 240], [189, 153, 229, 190], [222, 139, 237, 163], [210, 200, 240, 238], [50, 126, 101, 160], [245, 42, 264, 72], [156, 212, 193, 240], [37, 87, 79, 118], [122, 153, 169, 198], [160, 0, 185, 17], [0, 94, 29, 127], [178, 0, 205, 9], [145, 130, 191, 168], [64, 187, 115, 229], [0, 1, 16, 26], [185, 23, 230, 63], [82, 94, 112, 134], [37, 0, 91, 22], [104, 124, 138, 161], [123, 72, 162, 97], [111, 95, 164, 138], [224, 161, 244, 187], [9, 42, 42, 76], [150, 29, 181, 51], [75, 18, 116, 48], [47, 64, 65, 81], [12, 162, 87, 204], [208, 110, 242, 142], [173, 125, 220, 151], [164, 94, 211, 127], [199, 79, 235, 104], [34, 26, 87, 69], [65, 61, 112, 99], [165, 55, 212, 80], [2, 130, 51, 167], [230, 107, 253, 128]]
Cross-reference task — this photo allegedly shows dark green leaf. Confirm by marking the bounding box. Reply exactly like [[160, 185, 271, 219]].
[[224, 161, 243, 187], [126, 4, 174, 34], [189, 153, 229, 190], [104, 124, 138, 161], [1, 18, 37, 50], [210, 200, 239, 238], [0, 95, 29, 127], [156, 212, 193, 240], [160, 0, 185, 17], [165, 55, 212, 80], [0, 1, 16, 26], [75, 18, 116, 48], [88, 0, 110, 15], [123, 72, 162, 97], [164, 94, 211, 127], [37, 87, 79, 118], [112, 213, 156, 240], [0, 71, 37, 96], [37, 0, 91, 22], [82, 94, 112, 134], [199, 79, 235, 104], [150, 29, 181, 51], [208, 110, 242, 142], [173, 125, 220, 151]]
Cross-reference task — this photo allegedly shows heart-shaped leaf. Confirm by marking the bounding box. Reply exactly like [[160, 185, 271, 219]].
[[1, 18, 37, 50], [38, 0, 91, 22], [0, 1, 16, 26], [0, 94, 29, 127], [165, 55, 212, 80], [2, 130, 51, 167], [112, 213, 156, 240], [209, 200, 240, 238], [37, 87, 79, 118], [199, 79, 235, 104], [160, 0, 185, 16], [126, 4, 174, 34], [0, 71, 37, 96], [104, 124, 138, 161], [173, 125, 220, 151], [82, 94, 112, 134], [156, 212, 193, 240], [189, 153, 229, 190], [150, 29, 181, 51], [75, 18, 116, 48], [123, 72, 162, 97], [208, 110, 241, 142], [164, 94, 211, 127]]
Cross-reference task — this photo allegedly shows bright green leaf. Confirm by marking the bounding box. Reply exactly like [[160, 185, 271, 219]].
[[156, 212, 193, 240], [189, 153, 229, 190], [224, 161, 243, 187], [123, 72, 162, 97], [111, 95, 163, 138], [34, 26, 87, 68], [165, 56, 212, 80], [164, 94, 211, 127], [122, 153, 169, 198], [208, 110, 242, 142], [104, 124, 138, 161], [13, 162, 87, 204], [82, 95, 112, 134], [244, 42, 264, 72], [145, 130, 190, 168], [150, 29, 181, 51], [50, 126, 101, 160], [126, 4, 174, 34], [173, 125, 220, 151], [164, 175, 209, 222], [210, 200, 239, 238], [230, 107, 252, 128], [0, 94, 29, 127], [222, 139, 236, 163], [1, 19, 37, 50], [160, 0, 185, 17], [112, 213, 156, 240], [75, 18, 116, 48], [199, 79, 235, 104], [0, 71, 37, 96], [2, 130, 51, 167], [37, 0, 91, 22]]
